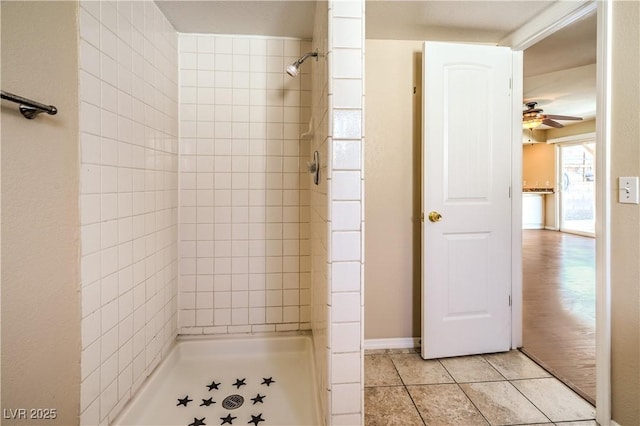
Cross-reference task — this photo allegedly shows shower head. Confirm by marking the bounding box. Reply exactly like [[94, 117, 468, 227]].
[[287, 63, 301, 77], [286, 50, 318, 77]]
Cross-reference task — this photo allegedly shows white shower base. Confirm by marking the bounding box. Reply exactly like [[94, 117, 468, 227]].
[[113, 333, 320, 426]]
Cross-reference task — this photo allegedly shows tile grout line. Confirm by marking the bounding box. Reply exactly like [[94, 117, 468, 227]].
[[388, 352, 428, 426], [476, 353, 554, 424], [508, 350, 595, 422], [438, 359, 494, 426], [479, 353, 511, 381], [507, 378, 571, 425], [518, 348, 596, 408], [454, 382, 495, 426]]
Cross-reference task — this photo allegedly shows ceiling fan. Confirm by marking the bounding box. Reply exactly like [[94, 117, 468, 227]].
[[522, 101, 583, 129]]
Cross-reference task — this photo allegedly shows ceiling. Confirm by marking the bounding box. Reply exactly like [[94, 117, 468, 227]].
[[155, 0, 597, 128], [365, 1, 552, 41], [155, 1, 317, 38], [523, 12, 597, 126]]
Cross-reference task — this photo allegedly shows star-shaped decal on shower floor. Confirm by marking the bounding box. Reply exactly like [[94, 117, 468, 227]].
[[188, 417, 206, 426], [200, 397, 215, 407], [250, 394, 265, 404], [261, 377, 275, 386], [207, 380, 221, 391], [177, 396, 193, 407], [220, 414, 236, 425], [248, 414, 265, 426], [233, 378, 246, 389]]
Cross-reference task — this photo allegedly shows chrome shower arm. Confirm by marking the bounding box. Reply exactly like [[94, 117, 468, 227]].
[[295, 50, 318, 66]]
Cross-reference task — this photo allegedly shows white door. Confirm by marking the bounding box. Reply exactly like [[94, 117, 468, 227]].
[[421, 42, 515, 359]]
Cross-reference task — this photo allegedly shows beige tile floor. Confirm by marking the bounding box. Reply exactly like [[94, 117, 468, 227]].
[[365, 349, 596, 426]]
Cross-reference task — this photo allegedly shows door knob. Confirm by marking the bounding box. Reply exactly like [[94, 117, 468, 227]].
[[428, 211, 442, 222]]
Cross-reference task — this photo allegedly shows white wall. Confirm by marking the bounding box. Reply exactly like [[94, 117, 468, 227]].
[[77, 1, 179, 423], [177, 34, 312, 334]]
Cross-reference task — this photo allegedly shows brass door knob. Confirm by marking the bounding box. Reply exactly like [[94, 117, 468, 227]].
[[428, 211, 442, 222]]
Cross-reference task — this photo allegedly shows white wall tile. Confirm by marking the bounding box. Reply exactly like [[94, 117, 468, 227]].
[[331, 383, 361, 414], [323, 3, 365, 421], [331, 232, 361, 262], [332, 79, 362, 109], [332, 1, 362, 18], [178, 34, 309, 336], [331, 322, 360, 353], [333, 110, 361, 139], [333, 140, 361, 170], [331, 202, 360, 231], [332, 18, 362, 49], [332, 171, 361, 200], [331, 292, 361, 322], [331, 352, 361, 383], [331, 262, 360, 292], [80, 40, 101, 77], [79, 1, 178, 423]]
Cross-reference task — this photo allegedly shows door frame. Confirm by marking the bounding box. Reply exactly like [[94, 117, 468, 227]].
[[501, 0, 611, 424]]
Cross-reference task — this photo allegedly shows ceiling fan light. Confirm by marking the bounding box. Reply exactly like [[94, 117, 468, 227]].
[[523, 118, 543, 129]]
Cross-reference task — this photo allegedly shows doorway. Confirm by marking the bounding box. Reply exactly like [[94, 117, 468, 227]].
[[519, 10, 598, 408]]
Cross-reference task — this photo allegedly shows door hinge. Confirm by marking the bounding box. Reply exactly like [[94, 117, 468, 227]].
[[509, 295, 512, 306]]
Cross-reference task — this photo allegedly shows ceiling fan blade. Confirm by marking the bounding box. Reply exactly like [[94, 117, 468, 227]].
[[542, 114, 583, 121], [542, 118, 564, 128]]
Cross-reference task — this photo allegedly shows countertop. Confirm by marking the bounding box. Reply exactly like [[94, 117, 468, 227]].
[[523, 188, 554, 194]]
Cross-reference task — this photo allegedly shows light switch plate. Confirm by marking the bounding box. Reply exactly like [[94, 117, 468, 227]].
[[619, 177, 639, 204]]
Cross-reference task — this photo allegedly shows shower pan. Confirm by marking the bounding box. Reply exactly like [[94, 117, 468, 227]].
[[113, 334, 320, 426]]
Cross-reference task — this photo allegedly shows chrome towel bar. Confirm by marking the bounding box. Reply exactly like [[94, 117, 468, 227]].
[[1, 90, 58, 119]]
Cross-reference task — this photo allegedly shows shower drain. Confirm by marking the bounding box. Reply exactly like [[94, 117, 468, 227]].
[[222, 394, 244, 410]]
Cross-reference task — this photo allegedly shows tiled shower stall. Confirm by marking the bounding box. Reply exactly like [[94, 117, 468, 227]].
[[76, 0, 364, 424], [176, 34, 312, 334]]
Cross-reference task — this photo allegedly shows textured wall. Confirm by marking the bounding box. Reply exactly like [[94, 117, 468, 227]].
[[610, 1, 640, 424], [77, 1, 179, 423], [177, 34, 312, 334], [364, 39, 423, 341], [1, 1, 81, 424]]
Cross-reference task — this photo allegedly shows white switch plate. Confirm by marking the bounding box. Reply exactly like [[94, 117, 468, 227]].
[[619, 176, 639, 204]]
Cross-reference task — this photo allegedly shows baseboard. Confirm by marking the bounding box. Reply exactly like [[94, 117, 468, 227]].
[[610, 421, 621, 426], [364, 337, 420, 350]]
